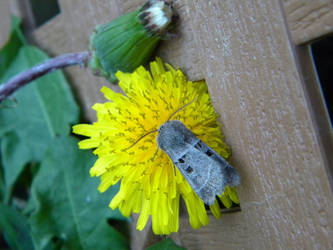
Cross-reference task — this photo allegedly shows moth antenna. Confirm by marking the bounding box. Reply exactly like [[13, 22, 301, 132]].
[[167, 97, 197, 121], [151, 146, 160, 161], [123, 129, 158, 151]]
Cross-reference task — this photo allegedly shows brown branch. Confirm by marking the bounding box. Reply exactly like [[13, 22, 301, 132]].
[[0, 51, 89, 102]]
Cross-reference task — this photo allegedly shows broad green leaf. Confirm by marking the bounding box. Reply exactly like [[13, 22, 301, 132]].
[[0, 45, 79, 136], [29, 136, 129, 250], [147, 238, 186, 250], [0, 151, 4, 201], [0, 204, 34, 250], [1, 132, 32, 191], [0, 45, 79, 189], [0, 178, 4, 201], [0, 16, 26, 78]]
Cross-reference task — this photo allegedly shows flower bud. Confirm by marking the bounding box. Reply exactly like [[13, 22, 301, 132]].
[[89, 0, 178, 83]]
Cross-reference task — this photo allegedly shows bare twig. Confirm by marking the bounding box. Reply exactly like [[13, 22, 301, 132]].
[[0, 51, 89, 102]]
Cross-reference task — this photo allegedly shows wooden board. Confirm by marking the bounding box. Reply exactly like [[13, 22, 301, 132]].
[[0, 1, 12, 46], [283, 0, 333, 44], [1, 0, 333, 249]]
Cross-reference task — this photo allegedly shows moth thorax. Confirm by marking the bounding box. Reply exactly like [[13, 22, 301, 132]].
[[157, 121, 186, 151]]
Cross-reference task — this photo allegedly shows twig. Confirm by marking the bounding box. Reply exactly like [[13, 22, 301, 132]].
[[0, 51, 89, 102]]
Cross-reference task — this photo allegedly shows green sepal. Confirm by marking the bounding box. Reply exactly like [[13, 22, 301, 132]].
[[89, 9, 161, 83]]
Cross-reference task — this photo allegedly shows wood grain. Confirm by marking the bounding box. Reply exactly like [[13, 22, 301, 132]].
[[165, 1, 333, 249], [283, 0, 333, 44], [0, 1, 12, 47], [1, 0, 333, 249], [295, 45, 333, 189]]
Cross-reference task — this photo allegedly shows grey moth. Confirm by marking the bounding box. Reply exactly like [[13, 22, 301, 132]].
[[157, 120, 240, 205]]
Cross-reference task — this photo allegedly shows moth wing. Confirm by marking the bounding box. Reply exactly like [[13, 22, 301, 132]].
[[175, 144, 223, 205], [199, 141, 241, 188]]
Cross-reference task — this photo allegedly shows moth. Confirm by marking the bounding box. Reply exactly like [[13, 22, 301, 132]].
[[125, 100, 240, 205], [157, 120, 240, 205]]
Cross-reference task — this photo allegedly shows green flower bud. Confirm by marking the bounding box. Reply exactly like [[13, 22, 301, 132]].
[[89, 0, 178, 83]]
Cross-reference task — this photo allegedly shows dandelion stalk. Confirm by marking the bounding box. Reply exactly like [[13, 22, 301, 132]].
[[0, 51, 89, 102]]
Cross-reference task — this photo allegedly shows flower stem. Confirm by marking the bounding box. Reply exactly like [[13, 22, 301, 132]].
[[0, 51, 89, 102]]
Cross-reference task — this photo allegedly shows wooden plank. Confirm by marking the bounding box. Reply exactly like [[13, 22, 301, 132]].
[[283, 0, 333, 44], [12, 0, 333, 249], [295, 45, 333, 193], [165, 1, 333, 249], [0, 1, 12, 47]]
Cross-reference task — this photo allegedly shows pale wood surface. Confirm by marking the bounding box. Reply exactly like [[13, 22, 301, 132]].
[[283, 0, 333, 44], [1, 0, 333, 249], [0, 1, 12, 47], [295, 45, 333, 190], [0, 0, 31, 47]]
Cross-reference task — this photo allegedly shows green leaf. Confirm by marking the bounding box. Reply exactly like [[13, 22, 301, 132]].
[[29, 136, 129, 250], [0, 45, 79, 190], [1, 132, 32, 192], [0, 16, 26, 78], [0, 204, 34, 250], [0, 45, 79, 136], [147, 238, 186, 250], [0, 151, 5, 201]]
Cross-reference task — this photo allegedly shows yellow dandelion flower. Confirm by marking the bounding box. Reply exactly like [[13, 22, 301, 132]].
[[73, 58, 240, 235]]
